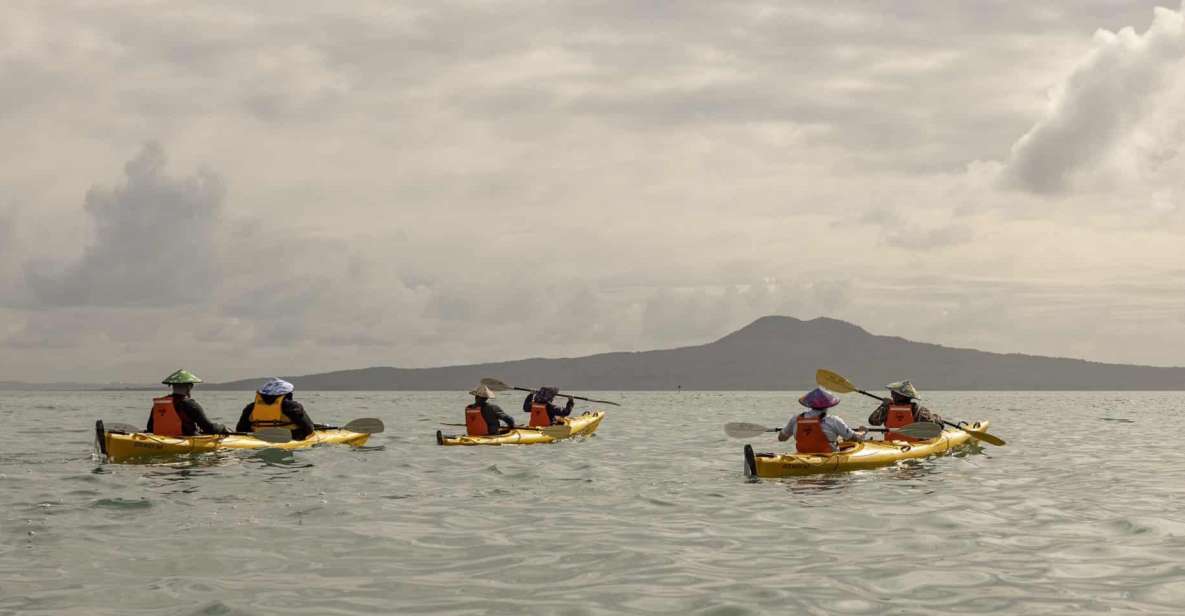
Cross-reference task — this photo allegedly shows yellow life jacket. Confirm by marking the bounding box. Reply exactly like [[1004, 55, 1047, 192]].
[[249, 393, 295, 430]]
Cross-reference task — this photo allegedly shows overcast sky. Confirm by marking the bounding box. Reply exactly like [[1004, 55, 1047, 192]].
[[2, 1, 1184, 382]]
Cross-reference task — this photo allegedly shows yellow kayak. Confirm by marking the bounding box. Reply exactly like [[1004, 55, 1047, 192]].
[[437, 411, 605, 446], [97, 422, 370, 463], [744, 421, 989, 477]]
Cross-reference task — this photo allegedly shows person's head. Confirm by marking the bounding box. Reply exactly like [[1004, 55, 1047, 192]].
[[535, 386, 559, 403], [469, 384, 496, 403], [886, 380, 920, 403], [162, 369, 202, 397], [258, 378, 295, 403], [798, 387, 840, 411]]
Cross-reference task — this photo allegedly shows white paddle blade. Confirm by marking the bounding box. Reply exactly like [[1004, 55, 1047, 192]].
[[724, 422, 776, 438], [253, 428, 295, 444], [341, 418, 385, 434], [540, 424, 572, 439], [480, 377, 511, 391], [895, 421, 943, 439]]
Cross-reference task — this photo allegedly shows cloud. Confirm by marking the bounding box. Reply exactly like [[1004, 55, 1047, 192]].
[[3, 2, 1185, 382], [853, 206, 975, 250], [1002, 2, 1185, 193], [23, 143, 224, 307]]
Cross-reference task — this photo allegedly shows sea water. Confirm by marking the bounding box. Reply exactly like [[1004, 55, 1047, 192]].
[[1, 391, 1183, 615]]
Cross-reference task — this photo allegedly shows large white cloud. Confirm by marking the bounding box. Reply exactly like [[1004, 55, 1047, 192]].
[[22, 142, 224, 307], [1003, 2, 1185, 193]]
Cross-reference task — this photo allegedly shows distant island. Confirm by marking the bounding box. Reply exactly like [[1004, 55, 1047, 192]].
[[197, 316, 1185, 391]]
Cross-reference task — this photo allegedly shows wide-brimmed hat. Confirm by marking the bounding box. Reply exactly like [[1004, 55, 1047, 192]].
[[258, 378, 295, 396], [886, 380, 920, 400], [798, 387, 840, 409], [162, 369, 202, 385], [469, 384, 496, 399]]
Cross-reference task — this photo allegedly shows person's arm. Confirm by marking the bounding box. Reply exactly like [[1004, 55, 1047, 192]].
[[284, 400, 316, 440], [829, 416, 859, 441], [235, 404, 254, 433], [867, 401, 889, 426], [182, 399, 228, 435], [777, 416, 796, 442], [493, 404, 515, 430], [522, 393, 534, 413], [560, 397, 574, 416], [146, 411, 154, 433], [915, 404, 943, 425]]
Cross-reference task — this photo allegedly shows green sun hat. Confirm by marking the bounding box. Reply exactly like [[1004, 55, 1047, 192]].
[[886, 380, 920, 400], [162, 369, 203, 385]]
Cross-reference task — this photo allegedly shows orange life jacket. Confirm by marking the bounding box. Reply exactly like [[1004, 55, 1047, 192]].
[[465, 404, 490, 436], [248, 393, 296, 430], [150, 396, 185, 437], [528, 402, 551, 427], [795, 413, 833, 453], [885, 403, 920, 442]]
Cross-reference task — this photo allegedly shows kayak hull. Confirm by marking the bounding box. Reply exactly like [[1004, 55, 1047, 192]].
[[437, 411, 605, 446], [745, 421, 989, 478], [99, 426, 370, 463]]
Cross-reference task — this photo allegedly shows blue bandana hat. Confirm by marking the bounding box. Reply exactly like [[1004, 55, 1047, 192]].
[[798, 387, 841, 409], [259, 378, 295, 396]]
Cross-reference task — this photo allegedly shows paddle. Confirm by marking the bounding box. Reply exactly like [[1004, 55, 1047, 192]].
[[98, 421, 292, 443], [723, 421, 943, 440], [815, 369, 1006, 446], [439, 422, 573, 439], [314, 418, 385, 434], [939, 420, 1006, 446], [479, 378, 621, 407]]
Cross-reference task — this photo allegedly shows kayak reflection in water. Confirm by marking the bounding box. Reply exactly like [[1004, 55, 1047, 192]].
[[146, 369, 230, 437], [866, 380, 945, 442], [777, 387, 868, 453], [522, 386, 574, 426], [236, 378, 316, 441], [464, 384, 516, 436]]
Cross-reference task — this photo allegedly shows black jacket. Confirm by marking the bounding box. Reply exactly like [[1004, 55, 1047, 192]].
[[146, 395, 228, 436], [236, 396, 317, 440], [477, 400, 515, 433], [522, 392, 575, 424]]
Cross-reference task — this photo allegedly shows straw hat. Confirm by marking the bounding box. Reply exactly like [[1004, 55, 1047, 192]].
[[886, 380, 921, 400], [468, 384, 496, 399]]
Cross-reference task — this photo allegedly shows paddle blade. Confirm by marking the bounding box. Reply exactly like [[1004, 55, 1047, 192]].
[[341, 418, 385, 434], [965, 428, 1006, 446], [815, 369, 856, 394], [104, 422, 141, 434], [724, 422, 778, 438], [252, 428, 295, 444], [480, 377, 511, 391], [540, 424, 572, 439], [893, 421, 943, 439]]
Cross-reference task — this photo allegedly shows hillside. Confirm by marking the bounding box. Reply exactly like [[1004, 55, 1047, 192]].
[[205, 316, 1185, 390]]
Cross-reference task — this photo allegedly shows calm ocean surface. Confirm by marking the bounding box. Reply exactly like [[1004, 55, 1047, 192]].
[[1, 390, 1183, 615]]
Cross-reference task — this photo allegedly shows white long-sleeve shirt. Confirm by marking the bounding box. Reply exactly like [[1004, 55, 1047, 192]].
[[779, 409, 860, 450]]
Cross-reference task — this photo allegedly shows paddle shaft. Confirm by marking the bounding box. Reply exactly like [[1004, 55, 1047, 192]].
[[103, 422, 268, 439], [509, 386, 620, 407]]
